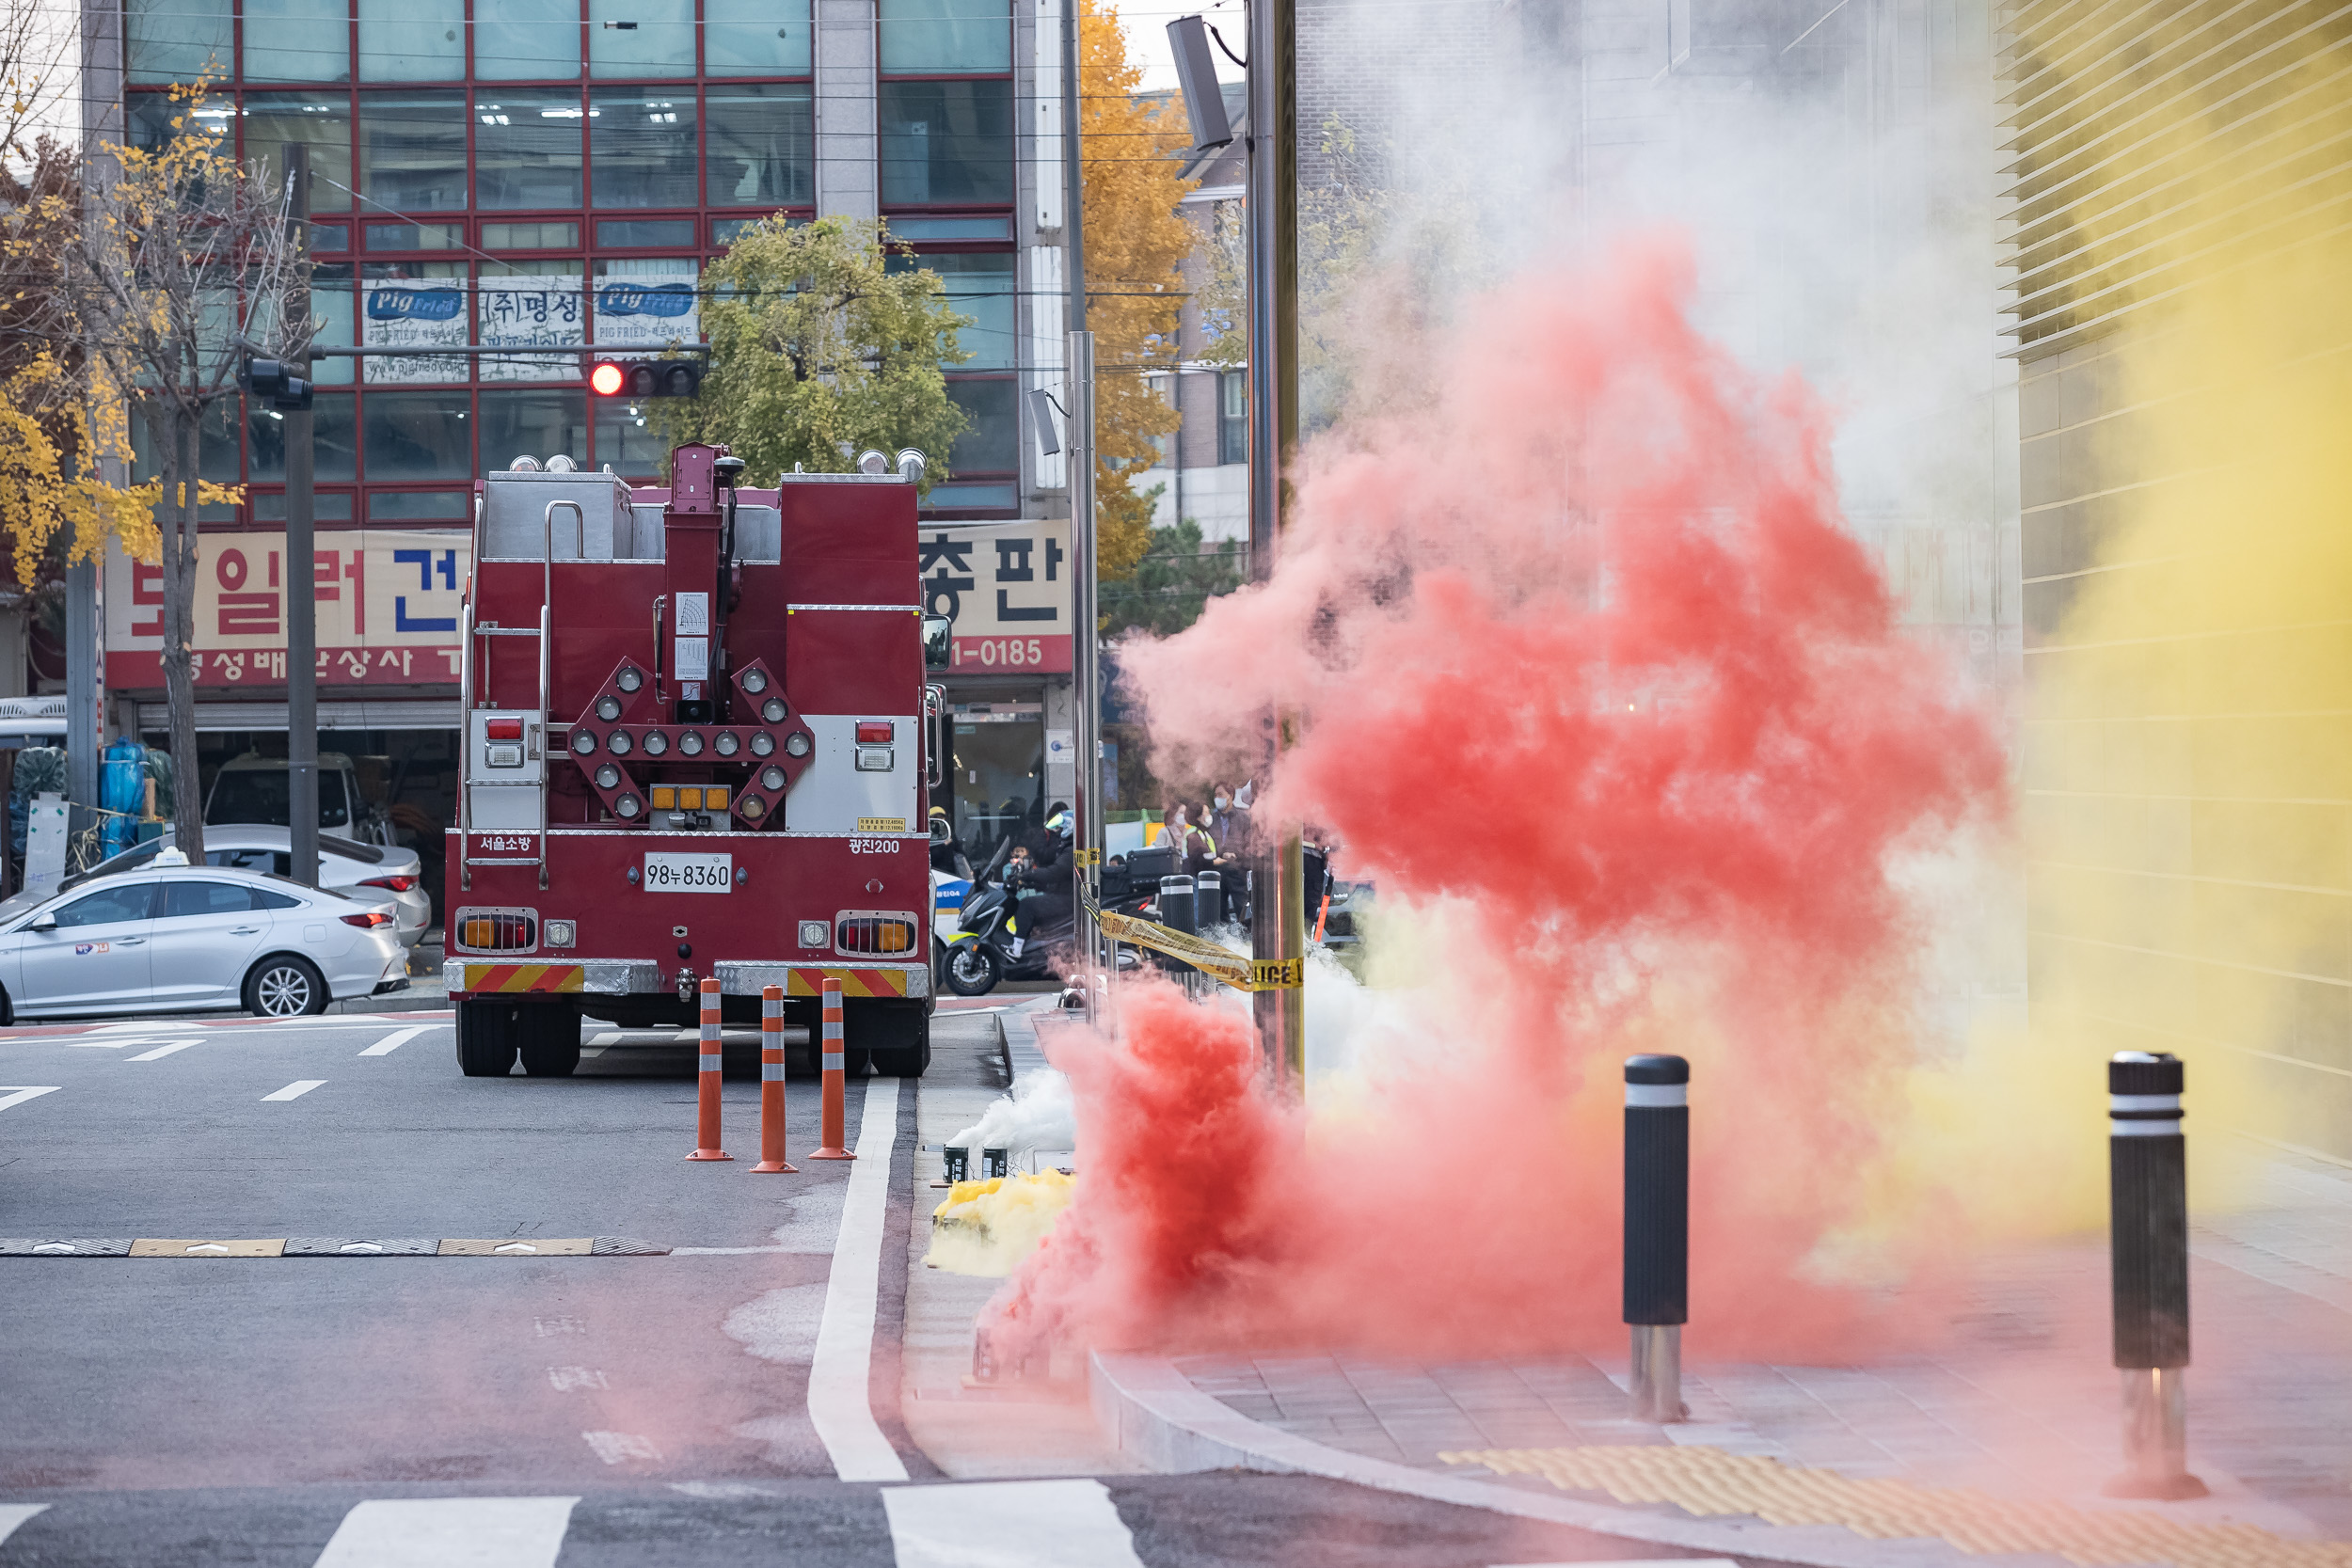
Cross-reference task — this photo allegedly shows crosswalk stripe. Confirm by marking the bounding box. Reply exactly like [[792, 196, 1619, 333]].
[[128, 1041, 199, 1061], [0, 1503, 45, 1545], [310, 1497, 578, 1568], [809, 1078, 908, 1483], [883, 1480, 1145, 1568], [262, 1080, 326, 1101], [358, 1024, 435, 1056]]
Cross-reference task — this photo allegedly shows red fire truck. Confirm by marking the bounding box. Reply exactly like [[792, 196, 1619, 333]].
[[443, 441, 946, 1080]]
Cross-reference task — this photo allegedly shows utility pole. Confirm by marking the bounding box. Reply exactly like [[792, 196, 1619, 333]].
[[1247, 0, 1306, 1085], [1064, 0, 1104, 985], [285, 143, 319, 887]]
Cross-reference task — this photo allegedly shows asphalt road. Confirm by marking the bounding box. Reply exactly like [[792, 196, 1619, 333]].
[[0, 1008, 1779, 1567]]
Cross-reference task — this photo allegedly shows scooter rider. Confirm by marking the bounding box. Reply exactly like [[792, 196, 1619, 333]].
[[1004, 810, 1075, 959]]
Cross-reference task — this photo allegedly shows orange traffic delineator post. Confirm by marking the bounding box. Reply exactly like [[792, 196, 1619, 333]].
[[686, 976, 731, 1162], [752, 983, 798, 1173], [808, 976, 853, 1160]]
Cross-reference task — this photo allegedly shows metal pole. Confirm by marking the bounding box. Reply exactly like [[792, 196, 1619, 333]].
[[1246, 0, 1305, 1085], [65, 562, 101, 832], [1624, 1053, 1690, 1422], [1062, 0, 1104, 985], [285, 143, 319, 887], [2106, 1051, 2205, 1499], [1069, 329, 1102, 978]]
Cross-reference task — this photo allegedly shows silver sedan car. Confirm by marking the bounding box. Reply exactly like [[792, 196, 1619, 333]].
[[0, 828, 434, 948], [0, 864, 407, 1022]]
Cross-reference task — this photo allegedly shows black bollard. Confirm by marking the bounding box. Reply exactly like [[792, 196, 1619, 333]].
[[1623, 1053, 1689, 1422], [1159, 874, 1197, 935], [1197, 869, 1223, 926], [2106, 1051, 2205, 1499]]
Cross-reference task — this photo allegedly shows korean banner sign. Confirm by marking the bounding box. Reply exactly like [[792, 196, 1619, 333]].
[[918, 518, 1073, 673], [104, 530, 473, 690]]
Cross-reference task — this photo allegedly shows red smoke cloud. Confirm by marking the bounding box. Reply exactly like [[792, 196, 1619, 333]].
[[988, 237, 2007, 1362]]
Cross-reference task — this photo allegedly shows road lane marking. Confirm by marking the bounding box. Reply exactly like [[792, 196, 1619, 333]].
[[581, 1431, 660, 1465], [808, 1077, 908, 1482], [311, 1497, 578, 1568], [262, 1079, 326, 1101], [358, 1024, 435, 1056], [883, 1480, 1145, 1568], [128, 1041, 199, 1061], [1492, 1562, 1740, 1567], [0, 1085, 60, 1112], [0, 1503, 45, 1545], [547, 1366, 607, 1391]]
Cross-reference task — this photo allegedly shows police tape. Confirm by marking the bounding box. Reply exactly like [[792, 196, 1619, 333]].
[[1086, 902, 1304, 991]]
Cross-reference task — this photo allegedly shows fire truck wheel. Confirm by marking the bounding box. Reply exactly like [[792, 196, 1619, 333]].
[[245, 956, 327, 1018], [455, 1000, 520, 1077], [850, 1001, 932, 1078], [517, 1007, 581, 1077]]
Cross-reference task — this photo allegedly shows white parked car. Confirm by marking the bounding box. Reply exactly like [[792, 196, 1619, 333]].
[[0, 863, 407, 1022], [0, 828, 433, 949], [204, 751, 389, 845]]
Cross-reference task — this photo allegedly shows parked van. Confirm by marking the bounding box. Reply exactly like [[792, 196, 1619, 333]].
[[202, 752, 389, 846]]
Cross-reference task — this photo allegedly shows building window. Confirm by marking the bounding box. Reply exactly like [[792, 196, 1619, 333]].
[[129, 94, 230, 152], [367, 488, 472, 521], [363, 390, 473, 481], [706, 83, 814, 208], [879, 0, 1009, 72], [885, 249, 1011, 370], [590, 0, 695, 77], [1219, 371, 1246, 465], [127, 0, 230, 85], [879, 79, 1013, 206], [359, 0, 465, 82], [475, 0, 582, 81], [707, 0, 812, 75], [590, 90, 699, 208], [308, 265, 357, 386], [241, 0, 350, 85], [945, 376, 1016, 477], [481, 388, 589, 469], [474, 88, 585, 210], [248, 392, 358, 482], [596, 218, 694, 246], [593, 397, 670, 479], [241, 93, 351, 213], [358, 93, 469, 212]]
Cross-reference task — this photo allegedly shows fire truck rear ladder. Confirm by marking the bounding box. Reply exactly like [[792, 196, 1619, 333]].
[[458, 500, 571, 892]]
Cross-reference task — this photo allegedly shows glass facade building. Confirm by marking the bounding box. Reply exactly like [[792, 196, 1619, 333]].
[[119, 0, 1025, 522]]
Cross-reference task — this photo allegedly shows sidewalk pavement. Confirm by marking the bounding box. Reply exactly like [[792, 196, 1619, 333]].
[[1140, 1144, 2352, 1565]]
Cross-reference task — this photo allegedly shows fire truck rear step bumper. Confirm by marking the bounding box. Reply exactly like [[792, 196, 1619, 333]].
[[444, 958, 929, 999]]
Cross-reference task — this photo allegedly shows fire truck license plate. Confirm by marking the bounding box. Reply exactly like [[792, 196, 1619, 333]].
[[643, 852, 734, 893]]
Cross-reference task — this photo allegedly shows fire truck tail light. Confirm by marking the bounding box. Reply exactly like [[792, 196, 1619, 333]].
[[677, 787, 702, 809], [705, 786, 729, 811], [799, 919, 829, 946], [456, 910, 538, 952], [856, 721, 894, 743], [485, 719, 523, 741], [651, 786, 676, 810], [835, 913, 916, 956], [545, 920, 576, 948]]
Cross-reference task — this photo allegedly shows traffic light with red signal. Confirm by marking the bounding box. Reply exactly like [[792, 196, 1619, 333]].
[[587, 358, 704, 399]]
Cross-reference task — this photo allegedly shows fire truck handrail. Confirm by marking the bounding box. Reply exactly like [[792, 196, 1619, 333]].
[[786, 603, 925, 612]]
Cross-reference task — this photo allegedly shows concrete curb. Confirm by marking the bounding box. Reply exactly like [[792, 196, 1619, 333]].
[[1084, 1351, 2036, 1568]]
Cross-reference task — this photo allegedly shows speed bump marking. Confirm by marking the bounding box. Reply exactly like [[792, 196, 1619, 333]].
[[129, 1239, 286, 1258], [1441, 1447, 2352, 1568], [284, 1238, 442, 1256], [0, 1238, 132, 1257], [437, 1238, 595, 1257]]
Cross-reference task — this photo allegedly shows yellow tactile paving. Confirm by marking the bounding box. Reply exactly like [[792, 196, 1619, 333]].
[[1437, 1445, 2352, 1568]]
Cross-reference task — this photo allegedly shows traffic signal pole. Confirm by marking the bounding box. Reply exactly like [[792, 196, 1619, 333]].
[[1247, 0, 1306, 1087], [286, 144, 319, 889]]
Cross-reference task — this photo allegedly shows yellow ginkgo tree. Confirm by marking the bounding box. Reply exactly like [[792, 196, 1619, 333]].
[[9, 84, 308, 853]]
